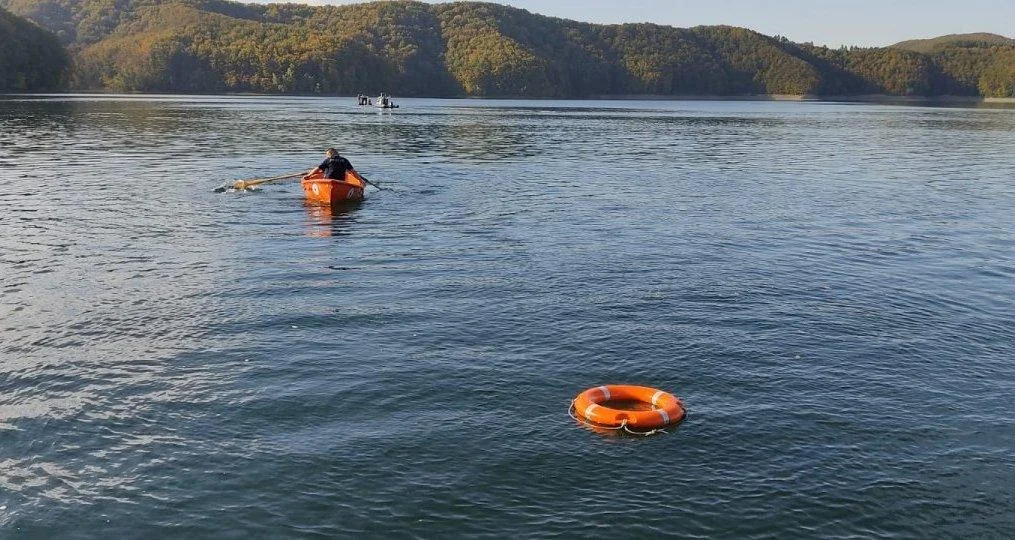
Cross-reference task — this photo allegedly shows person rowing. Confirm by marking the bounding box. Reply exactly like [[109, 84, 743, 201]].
[[302, 148, 389, 194], [307, 148, 353, 180]]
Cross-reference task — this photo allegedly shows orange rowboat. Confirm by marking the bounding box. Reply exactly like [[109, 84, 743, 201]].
[[302, 169, 366, 205]]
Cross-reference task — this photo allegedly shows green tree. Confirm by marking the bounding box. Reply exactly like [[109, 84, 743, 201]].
[[979, 50, 1015, 97]]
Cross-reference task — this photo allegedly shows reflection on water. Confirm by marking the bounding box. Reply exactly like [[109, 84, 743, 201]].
[[302, 201, 362, 237], [368, 121, 540, 162]]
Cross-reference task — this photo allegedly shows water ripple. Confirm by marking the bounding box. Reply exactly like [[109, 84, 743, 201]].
[[1, 96, 1013, 537]]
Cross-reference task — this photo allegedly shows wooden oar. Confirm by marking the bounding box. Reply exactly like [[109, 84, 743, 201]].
[[213, 171, 305, 193], [353, 171, 389, 191]]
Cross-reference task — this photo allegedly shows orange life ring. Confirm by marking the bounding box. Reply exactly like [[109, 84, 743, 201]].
[[572, 385, 685, 430]]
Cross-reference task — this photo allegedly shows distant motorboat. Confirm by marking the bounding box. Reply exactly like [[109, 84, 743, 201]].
[[376, 93, 398, 109]]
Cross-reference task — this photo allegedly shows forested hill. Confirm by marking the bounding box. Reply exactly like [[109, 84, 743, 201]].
[[892, 33, 1014, 54], [0, 7, 68, 91], [2, 0, 1013, 98]]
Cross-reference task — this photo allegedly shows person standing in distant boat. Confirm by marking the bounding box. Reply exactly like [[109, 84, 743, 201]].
[[308, 148, 353, 180]]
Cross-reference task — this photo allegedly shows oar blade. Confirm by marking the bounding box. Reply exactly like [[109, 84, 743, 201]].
[[214, 171, 306, 193]]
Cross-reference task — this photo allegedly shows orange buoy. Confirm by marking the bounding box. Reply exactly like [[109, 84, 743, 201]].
[[571, 385, 685, 434]]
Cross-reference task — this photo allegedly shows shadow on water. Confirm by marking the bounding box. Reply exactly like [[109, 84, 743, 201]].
[[0, 97, 232, 131], [0, 97, 304, 163], [302, 201, 362, 237]]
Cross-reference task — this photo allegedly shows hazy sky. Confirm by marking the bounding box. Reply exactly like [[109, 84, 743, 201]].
[[257, 0, 1015, 48]]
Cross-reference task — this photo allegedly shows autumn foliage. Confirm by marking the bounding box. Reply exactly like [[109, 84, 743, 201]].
[[1, 0, 1012, 97]]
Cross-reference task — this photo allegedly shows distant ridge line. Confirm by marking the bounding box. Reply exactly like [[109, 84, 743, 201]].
[[1, 0, 1013, 97]]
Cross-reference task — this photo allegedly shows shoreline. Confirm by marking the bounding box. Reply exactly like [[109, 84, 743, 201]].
[[589, 93, 1015, 104], [4, 91, 1014, 104]]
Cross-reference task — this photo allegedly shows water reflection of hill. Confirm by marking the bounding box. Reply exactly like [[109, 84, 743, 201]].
[[366, 121, 539, 163]]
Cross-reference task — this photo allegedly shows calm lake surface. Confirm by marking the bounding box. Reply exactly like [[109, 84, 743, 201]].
[[1, 96, 1013, 538]]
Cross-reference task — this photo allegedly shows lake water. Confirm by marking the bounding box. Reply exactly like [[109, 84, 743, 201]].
[[1, 96, 1013, 538]]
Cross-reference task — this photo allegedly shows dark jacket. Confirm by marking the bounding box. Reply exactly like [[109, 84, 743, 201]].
[[319, 156, 353, 179]]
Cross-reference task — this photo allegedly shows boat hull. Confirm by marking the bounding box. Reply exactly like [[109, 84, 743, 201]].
[[301, 170, 366, 205]]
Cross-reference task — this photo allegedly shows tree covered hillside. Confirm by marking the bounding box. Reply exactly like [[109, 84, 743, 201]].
[[1, 0, 1013, 98], [892, 33, 1014, 54], [0, 7, 68, 91], [889, 34, 1015, 97]]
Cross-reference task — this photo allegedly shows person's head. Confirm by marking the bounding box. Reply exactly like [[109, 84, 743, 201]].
[[326, 148, 338, 158]]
